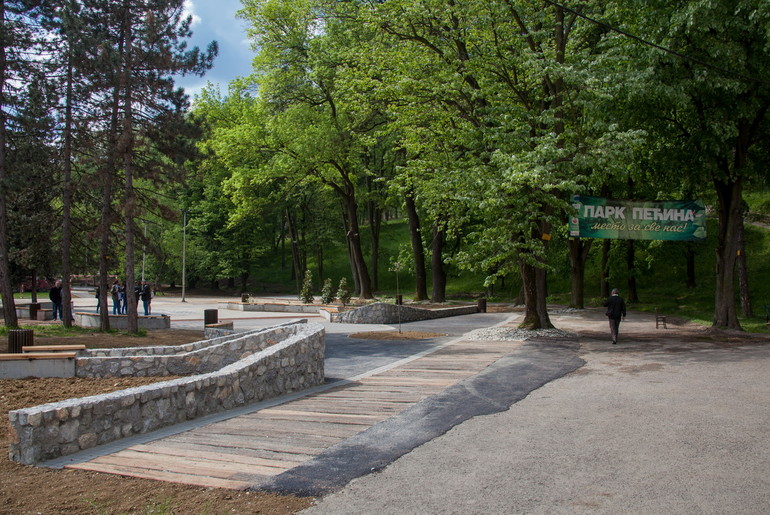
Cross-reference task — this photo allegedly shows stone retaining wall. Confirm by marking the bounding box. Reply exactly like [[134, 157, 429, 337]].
[[220, 302, 320, 313], [8, 322, 325, 465], [77, 321, 307, 378], [204, 321, 236, 339], [335, 302, 479, 324], [75, 312, 171, 330]]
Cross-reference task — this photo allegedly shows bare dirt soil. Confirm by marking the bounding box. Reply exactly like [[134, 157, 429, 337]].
[[0, 328, 314, 515]]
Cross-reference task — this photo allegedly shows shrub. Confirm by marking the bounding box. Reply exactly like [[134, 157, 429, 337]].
[[299, 270, 315, 304], [336, 277, 352, 306], [320, 278, 334, 304]]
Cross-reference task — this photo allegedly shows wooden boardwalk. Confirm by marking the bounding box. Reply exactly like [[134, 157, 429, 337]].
[[67, 338, 521, 490]]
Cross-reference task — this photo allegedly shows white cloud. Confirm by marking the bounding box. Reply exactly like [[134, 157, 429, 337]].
[[183, 0, 202, 27]]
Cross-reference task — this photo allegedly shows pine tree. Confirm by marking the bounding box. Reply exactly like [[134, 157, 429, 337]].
[[0, 0, 50, 327], [115, 0, 216, 332]]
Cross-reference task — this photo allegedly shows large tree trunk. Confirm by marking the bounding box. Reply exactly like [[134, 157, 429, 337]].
[[0, 1, 17, 328], [600, 239, 611, 298], [568, 238, 592, 308], [737, 214, 752, 317], [367, 178, 382, 292], [61, 58, 75, 327], [97, 192, 113, 332], [121, 3, 138, 333], [713, 175, 743, 329], [286, 210, 302, 293], [341, 211, 360, 295], [518, 258, 553, 329], [405, 191, 428, 301], [685, 243, 697, 288], [431, 223, 446, 303], [626, 240, 638, 303], [30, 270, 37, 303], [343, 194, 372, 299]]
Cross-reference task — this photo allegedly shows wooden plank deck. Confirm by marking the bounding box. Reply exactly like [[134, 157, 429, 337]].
[[67, 338, 520, 490]]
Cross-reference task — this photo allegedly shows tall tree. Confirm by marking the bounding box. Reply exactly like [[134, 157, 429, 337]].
[[361, 0, 632, 327], [608, 0, 770, 329], [0, 0, 49, 327], [108, 0, 216, 331], [239, 0, 387, 298]]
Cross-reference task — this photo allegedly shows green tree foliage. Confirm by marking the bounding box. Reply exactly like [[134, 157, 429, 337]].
[[0, 0, 53, 326], [348, 0, 644, 326], [602, 0, 770, 328], [238, 0, 408, 299]]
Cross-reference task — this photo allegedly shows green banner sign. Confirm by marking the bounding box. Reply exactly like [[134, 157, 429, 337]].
[[569, 195, 707, 241]]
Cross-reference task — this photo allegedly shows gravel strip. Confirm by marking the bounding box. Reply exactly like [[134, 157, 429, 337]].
[[465, 327, 576, 341]]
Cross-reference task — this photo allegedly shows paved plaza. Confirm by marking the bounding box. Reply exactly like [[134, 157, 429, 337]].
[[63, 293, 770, 513]]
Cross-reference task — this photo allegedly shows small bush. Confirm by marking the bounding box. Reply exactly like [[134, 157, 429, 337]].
[[299, 270, 315, 304], [337, 277, 352, 306], [320, 278, 334, 304]]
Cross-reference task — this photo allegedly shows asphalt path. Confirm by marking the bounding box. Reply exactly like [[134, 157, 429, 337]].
[[263, 337, 584, 497], [74, 291, 513, 381], [323, 312, 511, 381], [302, 311, 770, 514], [69, 294, 770, 512]]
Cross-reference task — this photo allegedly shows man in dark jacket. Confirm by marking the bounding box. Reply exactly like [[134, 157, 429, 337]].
[[603, 288, 626, 344], [140, 281, 152, 316], [48, 279, 63, 321]]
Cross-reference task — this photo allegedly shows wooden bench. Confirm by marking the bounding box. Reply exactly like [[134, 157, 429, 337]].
[[655, 309, 667, 329], [22, 344, 86, 353], [0, 352, 77, 360]]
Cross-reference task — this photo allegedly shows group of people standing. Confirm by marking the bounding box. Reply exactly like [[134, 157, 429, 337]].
[[49, 278, 153, 320], [110, 280, 153, 316]]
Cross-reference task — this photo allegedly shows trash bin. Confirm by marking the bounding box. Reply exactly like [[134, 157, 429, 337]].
[[28, 303, 40, 320], [477, 298, 487, 313], [204, 309, 218, 326], [396, 295, 403, 305], [8, 329, 33, 353]]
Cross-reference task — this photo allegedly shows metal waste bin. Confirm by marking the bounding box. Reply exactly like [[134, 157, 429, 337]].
[[28, 303, 40, 320], [204, 309, 218, 326], [8, 329, 33, 353], [477, 298, 487, 313]]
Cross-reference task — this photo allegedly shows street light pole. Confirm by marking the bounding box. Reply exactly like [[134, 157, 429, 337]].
[[181, 210, 187, 303]]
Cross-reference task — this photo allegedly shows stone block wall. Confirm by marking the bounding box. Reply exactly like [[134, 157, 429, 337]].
[[204, 321, 236, 339], [335, 302, 479, 324], [77, 322, 303, 378], [75, 312, 171, 330], [8, 322, 325, 465]]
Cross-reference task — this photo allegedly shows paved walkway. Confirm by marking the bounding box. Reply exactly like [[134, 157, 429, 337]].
[[47, 298, 770, 512], [61, 334, 525, 489], [306, 311, 770, 514]]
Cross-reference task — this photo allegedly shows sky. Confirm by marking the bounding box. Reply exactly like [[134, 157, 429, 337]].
[[176, 0, 255, 100]]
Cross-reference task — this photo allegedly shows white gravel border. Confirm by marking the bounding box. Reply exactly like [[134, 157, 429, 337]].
[[465, 327, 577, 341]]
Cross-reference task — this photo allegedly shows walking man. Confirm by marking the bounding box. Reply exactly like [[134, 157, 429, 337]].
[[603, 287, 626, 344]]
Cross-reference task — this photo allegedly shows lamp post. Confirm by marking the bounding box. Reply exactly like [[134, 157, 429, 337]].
[[181, 209, 187, 303]]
